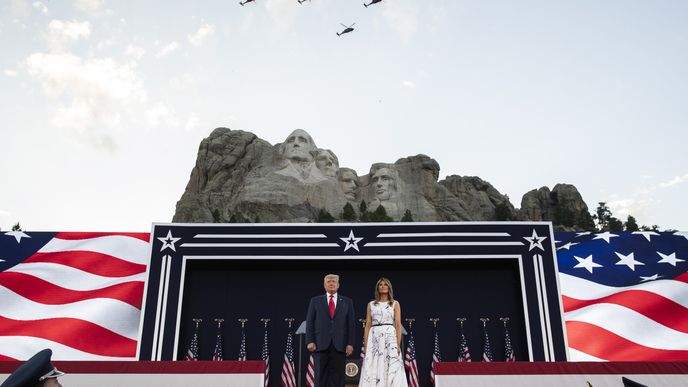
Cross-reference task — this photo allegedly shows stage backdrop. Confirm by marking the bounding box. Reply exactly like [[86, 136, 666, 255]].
[[139, 222, 566, 387]]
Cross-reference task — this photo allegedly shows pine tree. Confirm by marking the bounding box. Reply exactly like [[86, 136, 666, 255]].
[[11, 222, 22, 231], [370, 205, 393, 222], [625, 215, 639, 232], [401, 209, 414, 222], [341, 202, 357, 221], [317, 209, 335, 223]]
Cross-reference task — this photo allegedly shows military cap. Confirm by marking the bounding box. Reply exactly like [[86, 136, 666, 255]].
[[0, 349, 64, 387]]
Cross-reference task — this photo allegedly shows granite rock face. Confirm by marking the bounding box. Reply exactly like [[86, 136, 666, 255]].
[[173, 128, 592, 229]]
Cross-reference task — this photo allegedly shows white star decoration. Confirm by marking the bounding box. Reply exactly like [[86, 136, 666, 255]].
[[157, 230, 181, 252], [4, 231, 31, 243], [657, 251, 684, 266], [673, 231, 688, 242], [557, 242, 578, 251], [575, 231, 591, 237], [592, 231, 619, 243], [340, 230, 363, 252], [614, 252, 644, 271], [574, 255, 603, 274], [640, 274, 661, 282], [524, 229, 547, 251], [632, 231, 660, 242]]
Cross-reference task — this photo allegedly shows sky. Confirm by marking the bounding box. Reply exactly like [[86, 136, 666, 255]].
[[1, 0, 687, 232]]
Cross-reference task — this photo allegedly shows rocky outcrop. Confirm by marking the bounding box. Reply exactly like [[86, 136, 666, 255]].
[[173, 128, 592, 229], [520, 184, 594, 231]]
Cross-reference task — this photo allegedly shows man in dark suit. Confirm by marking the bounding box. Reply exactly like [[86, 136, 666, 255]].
[[306, 274, 355, 387]]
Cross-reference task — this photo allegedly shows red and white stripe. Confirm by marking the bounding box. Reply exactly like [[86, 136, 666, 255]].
[[0, 232, 149, 360], [560, 272, 688, 361], [430, 353, 439, 385], [404, 356, 419, 387], [281, 354, 296, 387], [305, 354, 315, 387]]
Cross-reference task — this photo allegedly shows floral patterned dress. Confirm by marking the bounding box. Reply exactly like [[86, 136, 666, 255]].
[[359, 301, 408, 387]]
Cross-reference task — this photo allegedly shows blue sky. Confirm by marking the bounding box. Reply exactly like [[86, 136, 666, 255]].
[[1, 0, 687, 231]]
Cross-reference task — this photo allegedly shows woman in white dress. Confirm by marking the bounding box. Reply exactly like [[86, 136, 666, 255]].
[[359, 277, 408, 387]]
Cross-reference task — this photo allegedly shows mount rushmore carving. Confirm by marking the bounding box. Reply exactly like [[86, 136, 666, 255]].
[[173, 128, 593, 230]]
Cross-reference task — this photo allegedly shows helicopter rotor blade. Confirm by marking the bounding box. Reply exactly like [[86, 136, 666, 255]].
[[340, 23, 348, 28]]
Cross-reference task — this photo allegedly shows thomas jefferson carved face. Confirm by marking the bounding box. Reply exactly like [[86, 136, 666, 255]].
[[282, 129, 315, 162], [315, 149, 339, 177], [372, 167, 397, 201], [339, 168, 359, 201]]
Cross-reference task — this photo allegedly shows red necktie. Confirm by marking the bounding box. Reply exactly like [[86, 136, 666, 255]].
[[328, 295, 335, 319]]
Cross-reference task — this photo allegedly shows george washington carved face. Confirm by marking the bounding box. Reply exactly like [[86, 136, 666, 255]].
[[281, 129, 315, 162]]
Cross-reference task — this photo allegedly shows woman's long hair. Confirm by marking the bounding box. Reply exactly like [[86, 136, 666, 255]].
[[373, 277, 395, 306]]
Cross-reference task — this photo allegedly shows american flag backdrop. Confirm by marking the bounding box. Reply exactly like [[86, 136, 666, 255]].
[[2, 228, 688, 366], [557, 231, 688, 361], [0, 231, 148, 361]]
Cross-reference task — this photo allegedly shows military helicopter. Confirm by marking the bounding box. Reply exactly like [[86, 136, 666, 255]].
[[336, 23, 355, 36], [239, 0, 255, 5], [363, 0, 382, 7], [297, 0, 310, 3]]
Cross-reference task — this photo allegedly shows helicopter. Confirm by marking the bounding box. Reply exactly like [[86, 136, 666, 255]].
[[297, 0, 310, 3], [239, 0, 255, 5], [363, 0, 382, 7], [336, 23, 355, 36]]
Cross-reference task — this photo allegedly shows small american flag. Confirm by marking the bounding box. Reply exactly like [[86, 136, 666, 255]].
[[305, 354, 315, 387], [557, 231, 688, 361], [186, 322, 200, 361], [212, 325, 224, 361], [503, 320, 515, 362], [430, 328, 441, 385], [481, 322, 493, 362], [238, 325, 247, 361], [280, 327, 296, 387], [404, 328, 419, 387], [262, 324, 270, 387], [457, 322, 471, 362]]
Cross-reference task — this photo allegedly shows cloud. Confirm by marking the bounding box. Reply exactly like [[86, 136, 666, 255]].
[[146, 102, 180, 128], [185, 114, 201, 131], [660, 173, 688, 188], [156, 41, 179, 58], [73, 0, 104, 15], [383, 0, 418, 39], [402, 80, 415, 88], [188, 23, 215, 46], [46, 19, 91, 51], [3, 69, 19, 77], [25, 51, 147, 149], [607, 196, 652, 221], [266, 0, 298, 29], [32, 1, 48, 14], [125, 44, 145, 63]]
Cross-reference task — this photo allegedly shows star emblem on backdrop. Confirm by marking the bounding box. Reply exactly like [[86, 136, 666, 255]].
[[524, 229, 547, 251], [614, 252, 644, 271], [592, 232, 619, 244], [158, 230, 181, 252], [3, 231, 31, 243], [340, 230, 363, 252], [574, 254, 603, 274]]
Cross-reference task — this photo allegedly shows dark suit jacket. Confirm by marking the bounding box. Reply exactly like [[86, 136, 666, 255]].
[[306, 294, 355, 352]]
